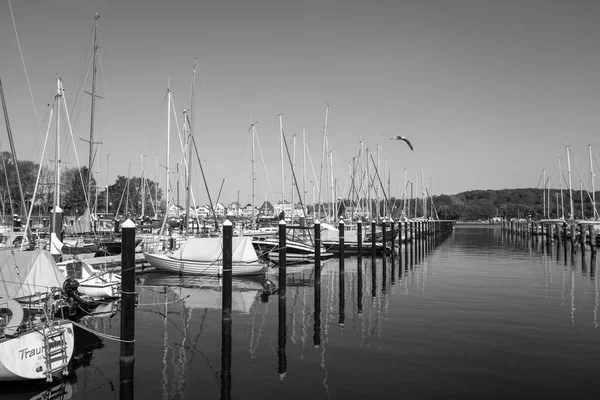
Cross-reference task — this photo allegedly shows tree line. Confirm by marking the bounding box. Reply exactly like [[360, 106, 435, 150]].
[[0, 152, 164, 218]]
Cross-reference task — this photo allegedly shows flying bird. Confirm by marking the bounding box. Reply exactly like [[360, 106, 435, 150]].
[[390, 135, 414, 151]]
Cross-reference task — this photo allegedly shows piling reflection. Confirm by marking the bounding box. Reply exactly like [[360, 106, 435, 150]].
[[507, 223, 600, 330]]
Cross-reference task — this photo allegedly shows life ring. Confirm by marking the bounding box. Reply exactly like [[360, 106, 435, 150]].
[[0, 297, 24, 337]]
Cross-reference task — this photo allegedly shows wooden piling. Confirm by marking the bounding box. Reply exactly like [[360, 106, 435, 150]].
[[119, 218, 136, 381], [580, 224, 586, 254], [571, 224, 577, 254], [382, 221, 387, 292], [338, 220, 345, 325], [404, 222, 409, 268], [278, 272, 287, 379], [357, 220, 363, 258], [371, 220, 377, 257], [314, 220, 321, 275], [221, 219, 233, 399], [339, 220, 345, 260], [279, 220, 287, 296], [313, 257, 322, 344], [589, 224, 597, 253]]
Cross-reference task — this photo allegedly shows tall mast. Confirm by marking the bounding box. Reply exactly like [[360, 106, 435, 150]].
[[403, 168, 407, 217], [251, 122, 257, 228], [329, 150, 334, 221], [106, 154, 110, 214], [185, 59, 197, 235], [55, 78, 62, 210], [581, 181, 584, 219], [87, 13, 99, 210], [166, 82, 171, 218], [410, 182, 414, 218], [154, 153, 158, 219], [0, 77, 28, 222], [302, 127, 307, 220], [590, 144, 597, 219], [566, 146, 574, 219], [279, 114, 285, 213], [421, 167, 426, 219], [547, 177, 550, 219], [291, 134, 296, 222], [318, 104, 329, 221], [542, 168, 546, 218], [140, 152, 145, 218], [558, 157, 564, 219]]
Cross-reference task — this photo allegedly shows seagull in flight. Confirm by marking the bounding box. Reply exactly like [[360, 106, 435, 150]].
[[390, 135, 414, 151]]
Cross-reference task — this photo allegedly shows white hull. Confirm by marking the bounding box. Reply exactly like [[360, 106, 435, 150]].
[[57, 260, 121, 299], [78, 282, 120, 298], [143, 252, 268, 276], [0, 321, 74, 381]]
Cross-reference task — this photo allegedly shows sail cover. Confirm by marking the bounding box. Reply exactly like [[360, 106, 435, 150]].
[[0, 249, 66, 299], [64, 208, 93, 235], [171, 237, 259, 263]]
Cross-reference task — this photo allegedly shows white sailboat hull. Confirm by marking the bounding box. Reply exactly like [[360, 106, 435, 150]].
[[143, 252, 268, 276], [0, 321, 74, 381]]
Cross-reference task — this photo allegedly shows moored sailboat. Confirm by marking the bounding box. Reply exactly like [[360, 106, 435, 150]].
[[143, 236, 269, 276]]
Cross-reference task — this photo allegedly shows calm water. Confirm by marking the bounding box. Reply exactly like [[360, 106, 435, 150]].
[[7, 225, 600, 399]]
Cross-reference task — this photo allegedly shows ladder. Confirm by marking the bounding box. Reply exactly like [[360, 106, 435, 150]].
[[42, 323, 69, 382]]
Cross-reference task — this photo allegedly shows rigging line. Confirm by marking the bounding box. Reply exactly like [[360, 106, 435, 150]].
[[143, 90, 168, 159], [96, 49, 111, 105], [60, 81, 92, 213], [21, 105, 54, 248], [170, 97, 186, 158], [569, 147, 599, 218], [7, 0, 41, 137], [535, 168, 544, 189]]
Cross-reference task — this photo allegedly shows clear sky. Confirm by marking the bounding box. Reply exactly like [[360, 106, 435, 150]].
[[1, 0, 600, 208]]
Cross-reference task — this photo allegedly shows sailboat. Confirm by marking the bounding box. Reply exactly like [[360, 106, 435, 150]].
[[0, 250, 75, 381], [144, 236, 269, 276]]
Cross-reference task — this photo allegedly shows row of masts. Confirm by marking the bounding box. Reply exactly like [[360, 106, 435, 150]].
[[539, 144, 599, 221], [245, 105, 433, 227]]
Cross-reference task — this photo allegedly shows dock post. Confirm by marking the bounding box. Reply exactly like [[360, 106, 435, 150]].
[[571, 224, 577, 254], [357, 220, 363, 258], [390, 219, 396, 257], [382, 220, 387, 292], [339, 220, 345, 260], [556, 223, 561, 244], [313, 246, 322, 345], [314, 220, 321, 275], [404, 222, 409, 269], [580, 224, 586, 255], [589, 224, 597, 253], [371, 220, 377, 257], [338, 219, 345, 326], [278, 219, 287, 379], [221, 219, 233, 398], [119, 219, 136, 400], [409, 221, 414, 266], [530, 220, 534, 237], [278, 271, 287, 380], [114, 218, 120, 234], [390, 219, 396, 285], [279, 219, 287, 294], [563, 221, 568, 244]]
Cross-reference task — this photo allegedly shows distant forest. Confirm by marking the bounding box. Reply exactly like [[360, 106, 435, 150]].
[[429, 188, 595, 221]]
